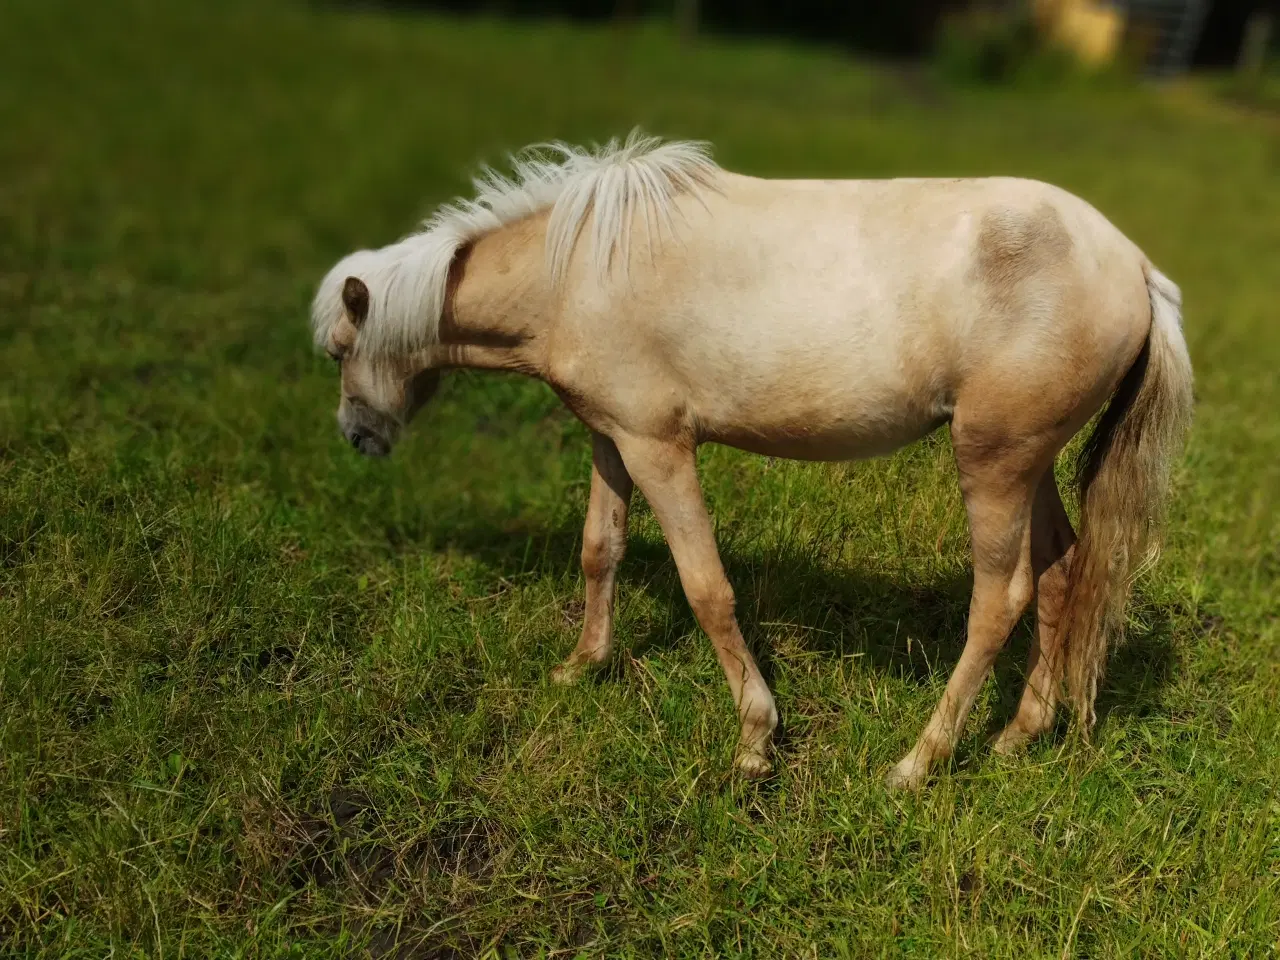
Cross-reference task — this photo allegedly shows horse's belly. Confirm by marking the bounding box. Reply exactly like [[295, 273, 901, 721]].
[[654, 263, 959, 461], [696, 386, 951, 462]]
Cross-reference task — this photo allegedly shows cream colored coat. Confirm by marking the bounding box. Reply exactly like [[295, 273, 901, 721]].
[[314, 135, 1192, 788]]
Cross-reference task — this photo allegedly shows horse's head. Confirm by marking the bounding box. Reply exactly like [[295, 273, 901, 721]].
[[322, 276, 440, 458]]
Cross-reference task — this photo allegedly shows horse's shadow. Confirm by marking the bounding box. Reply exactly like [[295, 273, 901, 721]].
[[391, 507, 1182, 750]]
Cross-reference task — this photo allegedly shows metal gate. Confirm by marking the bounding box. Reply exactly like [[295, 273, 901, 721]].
[[1120, 0, 1211, 75]]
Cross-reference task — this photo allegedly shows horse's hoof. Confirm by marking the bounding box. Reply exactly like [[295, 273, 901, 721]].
[[735, 747, 772, 779], [885, 758, 928, 792], [990, 716, 1050, 756], [549, 662, 584, 686], [989, 727, 1029, 756], [549, 657, 603, 686]]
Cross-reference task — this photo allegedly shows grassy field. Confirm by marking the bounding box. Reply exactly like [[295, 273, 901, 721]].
[[2, 0, 1279, 955]]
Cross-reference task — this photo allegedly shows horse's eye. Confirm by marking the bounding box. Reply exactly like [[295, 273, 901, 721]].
[[327, 350, 342, 364]]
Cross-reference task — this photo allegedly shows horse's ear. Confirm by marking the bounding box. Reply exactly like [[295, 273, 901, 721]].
[[342, 276, 370, 328]]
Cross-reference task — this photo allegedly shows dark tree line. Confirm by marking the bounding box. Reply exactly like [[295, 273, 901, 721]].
[[361, 0, 1277, 65], [388, 0, 964, 56]]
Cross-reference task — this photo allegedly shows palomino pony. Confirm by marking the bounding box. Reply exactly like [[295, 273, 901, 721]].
[[312, 134, 1192, 789]]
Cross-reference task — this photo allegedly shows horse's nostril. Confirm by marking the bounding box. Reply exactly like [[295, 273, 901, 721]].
[[345, 427, 388, 457]]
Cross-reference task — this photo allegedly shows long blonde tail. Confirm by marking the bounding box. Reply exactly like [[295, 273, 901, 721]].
[[1062, 263, 1194, 728]]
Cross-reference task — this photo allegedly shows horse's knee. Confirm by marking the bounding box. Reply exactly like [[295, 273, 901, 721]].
[[581, 539, 609, 581], [686, 579, 737, 635], [581, 533, 624, 582]]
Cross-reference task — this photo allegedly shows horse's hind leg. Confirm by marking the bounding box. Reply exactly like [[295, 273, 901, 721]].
[[552, 433, 634, 685], [991, 471, 1076, 754], [886, 423, 1046, 791]]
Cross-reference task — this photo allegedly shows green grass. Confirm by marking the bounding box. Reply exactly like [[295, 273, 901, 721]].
[[2, 1, 1279, 955]]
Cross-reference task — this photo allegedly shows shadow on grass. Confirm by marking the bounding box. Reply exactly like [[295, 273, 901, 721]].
[[392, 512, 1183, 740], [277, 511, 1191, 956]]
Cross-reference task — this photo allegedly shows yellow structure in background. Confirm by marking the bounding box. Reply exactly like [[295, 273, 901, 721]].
[[1034, 0, 1126, 66]]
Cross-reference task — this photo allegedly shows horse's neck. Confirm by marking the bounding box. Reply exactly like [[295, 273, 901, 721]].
[[432, 216, 553, 377]]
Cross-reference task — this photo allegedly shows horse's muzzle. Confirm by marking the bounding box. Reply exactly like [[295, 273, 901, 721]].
[[347, 428, 390, 457]]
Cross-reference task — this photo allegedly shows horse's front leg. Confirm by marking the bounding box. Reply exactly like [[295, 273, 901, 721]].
[[551, 433, 634, 685], [613, 436, 778, 778]]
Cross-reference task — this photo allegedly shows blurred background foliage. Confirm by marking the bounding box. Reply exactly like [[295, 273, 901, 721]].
[[347, 0, 1279, 77]]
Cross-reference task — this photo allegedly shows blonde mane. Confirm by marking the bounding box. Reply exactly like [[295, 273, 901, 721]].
[[311, 132, 719, 358]]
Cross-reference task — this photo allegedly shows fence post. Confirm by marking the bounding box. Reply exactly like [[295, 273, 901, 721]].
[[1238, 9, 1274, 79], [677, 0, 699, 44]]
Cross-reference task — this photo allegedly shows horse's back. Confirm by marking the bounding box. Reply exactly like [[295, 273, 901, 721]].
[[563, 171, 1151, 460]]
